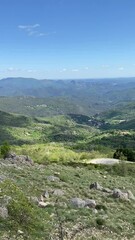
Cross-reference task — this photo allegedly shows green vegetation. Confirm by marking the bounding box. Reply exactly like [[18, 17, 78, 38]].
[[0, 89, 135, 239], [0, 141, 11, 158]]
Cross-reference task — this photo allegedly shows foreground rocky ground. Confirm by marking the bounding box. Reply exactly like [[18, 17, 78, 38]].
[[1, 154, 135, 239]]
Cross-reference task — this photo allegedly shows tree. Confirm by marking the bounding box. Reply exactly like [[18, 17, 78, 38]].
[[1, 141, 11, 159]]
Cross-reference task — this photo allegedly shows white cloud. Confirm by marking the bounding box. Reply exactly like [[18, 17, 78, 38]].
[[18, 24, 40, 30], [84, 67, 89, 70], [18, 24, 56, 37]]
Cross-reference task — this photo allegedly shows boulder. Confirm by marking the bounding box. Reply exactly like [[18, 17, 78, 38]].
[[71, 198, 96, 208], [71, 198, 86, 208], [112, 189, 129, 201]]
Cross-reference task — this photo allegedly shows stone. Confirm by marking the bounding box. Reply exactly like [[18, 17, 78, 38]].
[[112, 189, 129, 201], [47, 176, 60, 182], [0, 207, 8, 219], [71, 198, 86, 208], [43, 190, 49, 199], [38, 201, 50, 208], [90, 182, 103, 191], [92, 208, 98, 214], [53, 189, 64, 196], [102, 188, 112, 193], [85, 199, 96, 208], [127, 190, 135, 200]]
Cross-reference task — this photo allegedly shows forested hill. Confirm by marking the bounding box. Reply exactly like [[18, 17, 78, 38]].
[[0, 77, 135, 117]]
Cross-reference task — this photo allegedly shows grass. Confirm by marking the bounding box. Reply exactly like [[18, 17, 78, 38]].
[[1, 157, 135, 239]]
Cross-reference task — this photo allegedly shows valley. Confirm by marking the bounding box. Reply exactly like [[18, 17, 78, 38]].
[[0, 77, 135, 239]]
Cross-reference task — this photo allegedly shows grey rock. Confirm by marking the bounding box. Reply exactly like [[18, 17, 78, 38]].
[[112, 189, 129, 200], [90, 182, 103, 191], [43, 190, 49, 199], [0, 207, 8, 219], [127, 190, 135, 200], [47, 176, 60, 182], [92, 208, 98, 214], [102, 188, 112, 193], [53, 189, 64, 196], [71, 198, 86, 208], [85, 199, 96, 208], [5, 154, 34, 166]]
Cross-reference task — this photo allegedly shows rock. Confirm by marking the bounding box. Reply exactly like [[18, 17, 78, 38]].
[[90, 182, 103, 191], [0, 207, 8, 219], [71, 198, 86, 208], [40, 195, 44, 202], [18, 230, 24, 235], [85, 199, 96, 208], [127, 190, 135, 200], [38, 201, 50, 208], [112, 189, 129, 201], [43, 190, 49, 199], [53, 189, 64, 196], [47, 176, 60, 182], [92, 208, 98, 214], [102, 188, 112, 193], [5, 153, 34, 166]]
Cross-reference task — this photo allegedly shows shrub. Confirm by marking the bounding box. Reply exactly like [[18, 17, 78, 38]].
[[0, 141, 11, 158]]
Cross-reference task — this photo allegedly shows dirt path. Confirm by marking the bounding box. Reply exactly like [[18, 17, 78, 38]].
[[87, 158, 120, 165]]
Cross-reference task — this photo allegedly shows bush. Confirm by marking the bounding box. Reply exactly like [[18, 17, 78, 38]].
[[0, 141, 11, 158]]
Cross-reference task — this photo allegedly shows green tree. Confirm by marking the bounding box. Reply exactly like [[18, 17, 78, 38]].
[[0, 141, 11, 158]]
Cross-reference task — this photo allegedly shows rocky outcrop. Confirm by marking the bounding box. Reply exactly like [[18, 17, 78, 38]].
[[4, 153, 34, 166]]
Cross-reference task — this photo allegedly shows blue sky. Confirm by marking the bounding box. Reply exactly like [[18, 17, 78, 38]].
[[1, 0, 135, 79]]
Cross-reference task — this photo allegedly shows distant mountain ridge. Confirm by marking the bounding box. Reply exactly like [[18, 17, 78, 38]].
[[0, 77, 135, 116]]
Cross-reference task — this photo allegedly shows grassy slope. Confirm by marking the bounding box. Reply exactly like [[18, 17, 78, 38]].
[[1, 160, 135, 239]]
